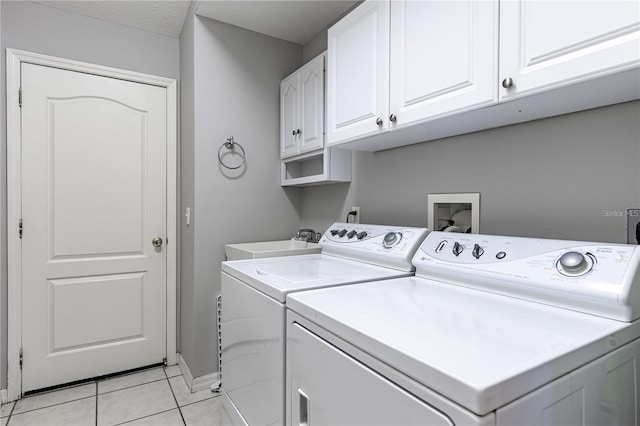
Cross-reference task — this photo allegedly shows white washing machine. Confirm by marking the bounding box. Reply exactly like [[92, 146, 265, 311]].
[[220, 223, 430, 425], [286, 231, 640, 425]]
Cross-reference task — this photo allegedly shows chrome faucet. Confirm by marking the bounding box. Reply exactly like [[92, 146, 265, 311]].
[[296, 228, 321, 243]]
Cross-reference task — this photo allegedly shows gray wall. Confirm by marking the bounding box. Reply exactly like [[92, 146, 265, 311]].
[[179, 14, 302, 378], [179, 1, 197, 373], [300, 100, 640, 244], [0, 0, 180, 388], [301, 28, 639, 244]]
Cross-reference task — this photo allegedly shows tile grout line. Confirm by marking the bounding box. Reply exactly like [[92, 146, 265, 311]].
[[5, 400, 16, 425], [98, 377, 168, 397], [165, 369, 187, 426], [111, 408, 178, 426], [178, 394, 219, 409], [9, 395, 95, 417]]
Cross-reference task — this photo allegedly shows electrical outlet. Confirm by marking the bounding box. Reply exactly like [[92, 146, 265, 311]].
[[351, 206, 360, 224]]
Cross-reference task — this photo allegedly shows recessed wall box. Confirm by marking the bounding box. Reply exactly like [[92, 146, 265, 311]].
[[427, 193, 480, 233]]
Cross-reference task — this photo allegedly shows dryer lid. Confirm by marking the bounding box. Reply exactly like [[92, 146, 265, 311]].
[[287, 277, 638, 415]]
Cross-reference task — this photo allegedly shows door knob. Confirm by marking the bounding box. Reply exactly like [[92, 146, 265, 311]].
[[152, 237, 163, 247]]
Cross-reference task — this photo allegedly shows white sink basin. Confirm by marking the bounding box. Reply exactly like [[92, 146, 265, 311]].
[[224, 240, 321, 261]]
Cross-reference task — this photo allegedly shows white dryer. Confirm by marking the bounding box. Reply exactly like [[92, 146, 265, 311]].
[[220, 223, 429, 425], [286, 232, 640, 425]]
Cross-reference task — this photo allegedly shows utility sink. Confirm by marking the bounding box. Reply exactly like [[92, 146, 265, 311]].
[[224, 240, 321, 261]]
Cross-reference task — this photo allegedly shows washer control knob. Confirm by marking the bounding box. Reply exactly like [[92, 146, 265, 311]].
[[357, 231, 368, 240], [330, 229, 339, 236], [347, 230, 357, 239], [452, 241, 464, 256], [557, 251, 592, 276], [338, 229, 348, 238], [383, 232, 401, 248], [472, 243, 484, 259]]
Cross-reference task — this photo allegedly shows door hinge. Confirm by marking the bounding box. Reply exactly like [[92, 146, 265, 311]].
[[19, 219, 23, 239], [19, 88, 22, 108], [19, 348, 23, 369]]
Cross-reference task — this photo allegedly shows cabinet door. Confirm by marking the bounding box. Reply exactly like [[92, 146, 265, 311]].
[[288, 323, 454, 426], [281, 75, 299, 159], [327, 0, 389, 146], [389, 0, 498, 127], [298, 54, 325, 155], [500, 0, 640, 100]]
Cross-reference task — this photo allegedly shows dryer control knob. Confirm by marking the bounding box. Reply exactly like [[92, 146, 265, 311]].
[[338, 229, 348, 237], [347, 230, 357, 239], [452, 241, 464, 256], [557, 251, 592, 276]]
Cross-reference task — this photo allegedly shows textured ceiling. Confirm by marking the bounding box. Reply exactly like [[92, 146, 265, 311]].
[[196, 1, 359, 45], [35, 1, 191, 38], [34, 0, 359, 43]]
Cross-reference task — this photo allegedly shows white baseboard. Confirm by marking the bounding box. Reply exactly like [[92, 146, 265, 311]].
[[177, 353, 220, 393]]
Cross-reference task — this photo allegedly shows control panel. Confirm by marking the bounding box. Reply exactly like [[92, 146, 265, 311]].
[[320, 223, 430, 272], [414, 232, 640, 321]]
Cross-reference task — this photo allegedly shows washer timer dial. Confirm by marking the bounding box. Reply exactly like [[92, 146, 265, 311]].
[[556, 251, 595, 277], [382, 232, 402, 248]]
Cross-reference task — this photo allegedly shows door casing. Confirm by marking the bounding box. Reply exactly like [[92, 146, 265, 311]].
[[6, 48, 178, 401]]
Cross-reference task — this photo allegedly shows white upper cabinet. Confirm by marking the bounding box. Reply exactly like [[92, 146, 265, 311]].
[[499, 0, 640, 100], [281, 52, 325, 159], [298, 57, 325, 154], [280, 75, 298, 158], [280, 52, 351, 186], [326, 0, 639, 151], [327, 0, 498, 146], [389, 0, 498, 129], [326, 1, 390, 145]]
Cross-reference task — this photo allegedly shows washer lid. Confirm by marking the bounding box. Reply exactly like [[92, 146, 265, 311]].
[[221, 254, 411, 302], [287, 277, 639, 416]]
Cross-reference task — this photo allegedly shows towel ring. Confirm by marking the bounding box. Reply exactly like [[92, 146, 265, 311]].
[[218, 136, 246, 170]]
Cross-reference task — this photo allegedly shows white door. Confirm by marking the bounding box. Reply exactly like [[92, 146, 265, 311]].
[[298, 53, 325, 155], [280, 74, 299, 159], [20, 63, 168, 392], [326, 0, 389, 146], [499, 0, 640, 100], [389, 0, 498, 127]]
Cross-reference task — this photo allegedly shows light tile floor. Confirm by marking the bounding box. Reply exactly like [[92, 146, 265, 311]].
[[0, 366, 222, 426]]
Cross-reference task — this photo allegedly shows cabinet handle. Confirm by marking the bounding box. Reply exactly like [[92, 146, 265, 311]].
[[292, 130, 296, 136], [389, 114, 397, 123], [502, 77, 514, 89], [299, 388, 309, 426], [376, 117, 383, 126], [296, 129, 302, 136]]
